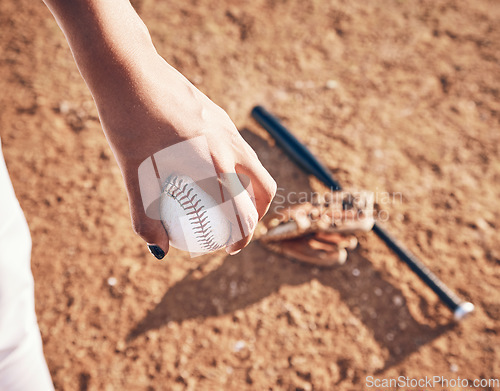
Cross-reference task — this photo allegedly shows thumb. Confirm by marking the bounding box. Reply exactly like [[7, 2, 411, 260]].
[[123, 165, 170, 259], [130, 204, 170, 260]]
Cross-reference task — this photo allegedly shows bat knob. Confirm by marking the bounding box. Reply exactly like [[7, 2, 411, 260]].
[[453, 302, 474, 321]]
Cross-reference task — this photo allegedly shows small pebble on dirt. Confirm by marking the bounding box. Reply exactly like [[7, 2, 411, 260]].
[[326, 80, 339, 89], [229, 281, 238, 298], [107, 277, 117, 286], [475, 218, 489, 231], [393, 295, 403, 306], [234, 340, 246, 352], [59, 100, 71, 114]]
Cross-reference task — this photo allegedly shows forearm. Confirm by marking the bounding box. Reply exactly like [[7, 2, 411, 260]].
[[42, 0, 158, 100]]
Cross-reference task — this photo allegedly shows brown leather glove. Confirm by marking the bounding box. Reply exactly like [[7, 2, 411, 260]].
[[257, 191, 375, 267]]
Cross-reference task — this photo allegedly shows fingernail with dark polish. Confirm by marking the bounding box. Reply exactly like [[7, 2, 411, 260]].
[[147, 244, 165, 260]]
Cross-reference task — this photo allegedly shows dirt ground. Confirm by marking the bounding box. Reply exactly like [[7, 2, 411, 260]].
[[1, 0, 499, 390]]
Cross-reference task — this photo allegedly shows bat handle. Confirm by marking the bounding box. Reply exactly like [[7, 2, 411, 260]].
[[372, 223, 474, 320]]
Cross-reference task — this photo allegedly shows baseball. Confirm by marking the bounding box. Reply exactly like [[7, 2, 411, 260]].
[[160, 174, 231, 254]]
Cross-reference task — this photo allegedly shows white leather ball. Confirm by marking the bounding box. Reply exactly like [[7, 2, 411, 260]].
[[160, 174, 231, 254]]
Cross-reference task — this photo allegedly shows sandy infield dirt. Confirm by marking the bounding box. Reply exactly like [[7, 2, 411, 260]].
[[0, 0, 499, 389]]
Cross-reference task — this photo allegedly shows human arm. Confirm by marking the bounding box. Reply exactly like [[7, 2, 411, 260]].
[[42, 0, 276, 257]]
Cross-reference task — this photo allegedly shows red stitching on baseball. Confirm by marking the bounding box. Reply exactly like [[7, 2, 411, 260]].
[[164, 175, 224, 251]]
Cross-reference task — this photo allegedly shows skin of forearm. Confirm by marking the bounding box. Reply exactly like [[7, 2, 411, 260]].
[[42, 0, 159, 103], [42, 0, 198, 157]]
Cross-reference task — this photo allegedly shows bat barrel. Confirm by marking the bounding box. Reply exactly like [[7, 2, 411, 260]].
[[251, 106, 342, 190]]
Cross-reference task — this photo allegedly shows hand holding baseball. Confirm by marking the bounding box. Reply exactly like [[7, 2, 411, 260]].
[[107, 58, 276, 253], [99, 54, 276, 258], [43, 0, 276, 258]]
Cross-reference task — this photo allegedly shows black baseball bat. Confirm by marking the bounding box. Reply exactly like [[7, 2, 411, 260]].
[[251, 105, 474, 320]]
